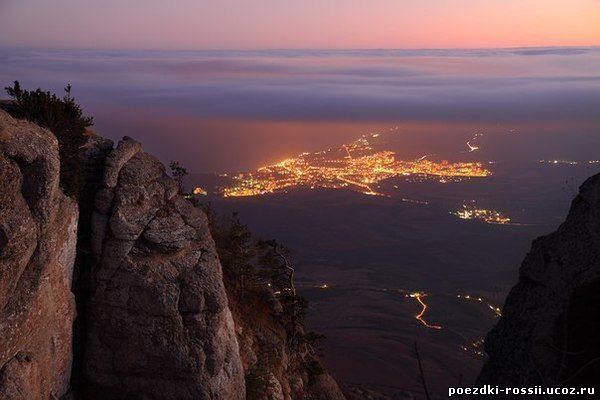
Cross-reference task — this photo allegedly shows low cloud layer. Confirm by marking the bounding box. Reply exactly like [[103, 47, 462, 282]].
[[0, 47, 598, 170], [1, 47, 599, 123]]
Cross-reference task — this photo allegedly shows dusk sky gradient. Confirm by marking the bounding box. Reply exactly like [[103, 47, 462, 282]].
[[1, 0, 599, 49]]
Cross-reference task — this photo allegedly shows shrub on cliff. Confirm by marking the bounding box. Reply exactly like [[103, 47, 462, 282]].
[[203, 208, 258, 295], [3, 81, 94, 197], [245, 347, 277, 400], [203, 206, 311, 339], [303, 358, 326, 381], [169, 160, 188, 194]]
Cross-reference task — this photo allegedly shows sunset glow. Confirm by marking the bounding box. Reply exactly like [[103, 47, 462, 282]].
[[0, 0, 598, 49]]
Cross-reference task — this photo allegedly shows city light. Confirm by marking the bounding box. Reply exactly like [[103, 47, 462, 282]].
[[408, 292, 442, 330], [452, 203, 511, 225], [538, 159, 578, 165], [192, 186, 208, 196], [222, 133, 491, 197], [457, 294, 502, 317]]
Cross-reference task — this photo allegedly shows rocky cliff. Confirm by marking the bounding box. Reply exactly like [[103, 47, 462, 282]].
[[478, 172, 600, 389], [83, 137, 246, 399], [0, 110, 77, 399], [0, 109, 345, 399]]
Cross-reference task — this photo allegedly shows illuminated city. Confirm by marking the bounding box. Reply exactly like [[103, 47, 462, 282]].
[[221, 133, 491, 197], [452, 203, 511, 225]]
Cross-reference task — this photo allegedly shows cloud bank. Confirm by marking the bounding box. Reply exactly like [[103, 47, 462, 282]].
[[0, 47, 598, 170]]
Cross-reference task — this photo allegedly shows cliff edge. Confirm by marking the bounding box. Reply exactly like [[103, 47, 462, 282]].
[[0, 110, 77, 399], [478, 172, 600, 390], [83, 137, 246, 399]]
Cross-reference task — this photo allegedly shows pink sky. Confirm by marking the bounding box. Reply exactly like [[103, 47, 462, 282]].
[[0, 0, 598, 49]]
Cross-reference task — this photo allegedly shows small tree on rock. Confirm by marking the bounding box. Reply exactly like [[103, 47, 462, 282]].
[[3, 80, 94, 197], [169, 160, 188, 194], [257, 239, 306, 343]]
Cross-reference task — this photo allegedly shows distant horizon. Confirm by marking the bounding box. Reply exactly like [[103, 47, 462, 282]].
[[1, 44, 599, 53]]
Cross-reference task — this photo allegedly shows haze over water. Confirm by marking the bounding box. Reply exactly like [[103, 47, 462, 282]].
[[1, 47, 599, 172]]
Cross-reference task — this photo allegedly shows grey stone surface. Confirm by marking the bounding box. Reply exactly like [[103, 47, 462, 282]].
[[85, 137, 245, 399], [0, 110, 77, 400]]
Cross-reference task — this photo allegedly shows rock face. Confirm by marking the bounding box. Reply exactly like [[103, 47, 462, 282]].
[[84, 137, 245, 399], [478, 172, 600, 389], [0, 110, 77, 399], [226, 273, 346, 400], [0, 108, 345, 399], [234, 310, 347, 400]]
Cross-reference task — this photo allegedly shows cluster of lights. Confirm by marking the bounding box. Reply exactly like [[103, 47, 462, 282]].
[[452, 203, 511, 225], [460, 338, 486, 357], [401, 197, 429, 205], [538, 159, 578, 165], [539, 159, 600, 166], [222, 133, 491, 197], [457, 294, 502, 317], [192, 186, 208, 196]]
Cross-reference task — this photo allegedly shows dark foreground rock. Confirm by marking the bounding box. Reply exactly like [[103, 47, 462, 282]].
[[478, 172, 600, 391], [0, 110, 77, 399]]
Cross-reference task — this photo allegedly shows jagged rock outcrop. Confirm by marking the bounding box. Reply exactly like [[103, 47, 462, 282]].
[[235, 314, 347, 400], [226, 277, 346, 400], [478, 172, 600, 390], [0, 107, 346, 399], [84, 137, 245, 399], [0, 110, 77, 399]]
